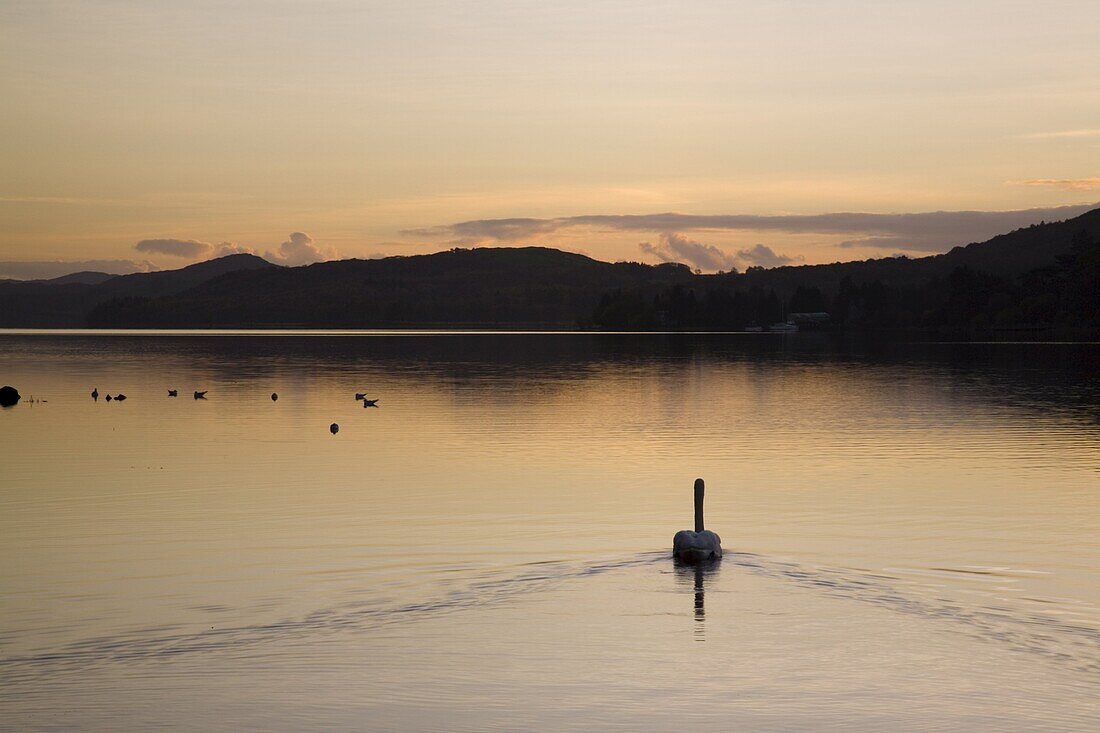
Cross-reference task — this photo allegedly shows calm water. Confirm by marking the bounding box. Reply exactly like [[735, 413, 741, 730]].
[[1, 332, 1098, 731]]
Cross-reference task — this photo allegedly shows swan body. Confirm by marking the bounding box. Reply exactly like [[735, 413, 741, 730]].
[[673, 478, 722, 563], [673, 529, 722, 563]]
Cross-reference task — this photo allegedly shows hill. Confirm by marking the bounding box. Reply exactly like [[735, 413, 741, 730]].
[[35, 271, 118, 286], [598, 208, 1100, 330], [86, 248, 695, 328], [2, 208, 1098, 330], [0, 254, 275, 327]]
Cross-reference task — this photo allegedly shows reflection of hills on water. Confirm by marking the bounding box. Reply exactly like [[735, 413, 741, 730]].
[[8, 333, 1100, 426]]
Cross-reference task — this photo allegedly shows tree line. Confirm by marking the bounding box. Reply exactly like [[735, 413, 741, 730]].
[[592, 229, 1100, 331]]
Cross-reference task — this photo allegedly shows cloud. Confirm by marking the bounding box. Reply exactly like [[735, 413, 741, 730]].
[[406, 218, 560, 244], [135, 238, 214, 258], [134, 238, 258, 260], [3, 239, 261, 281], [211, 242, 257, 257], [1015, 178, 1100, 192], [1018, 129, 1100, 140], [639, 233, 737, 271], [0, 260, 158, 281], [735, 243, 802, 268], [638, 233, 801, 272], [835, 235, 958, 252], [263, 232, 337, 266], [412, 204, 1099, 254]]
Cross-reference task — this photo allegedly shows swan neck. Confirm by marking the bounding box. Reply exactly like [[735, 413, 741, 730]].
[[694, 478, 705, 533]]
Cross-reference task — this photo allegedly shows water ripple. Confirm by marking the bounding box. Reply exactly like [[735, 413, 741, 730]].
[[3, 551, 1098, 687]]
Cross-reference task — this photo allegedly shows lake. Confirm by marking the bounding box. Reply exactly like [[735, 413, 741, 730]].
[[1, 331, 1098, 731]]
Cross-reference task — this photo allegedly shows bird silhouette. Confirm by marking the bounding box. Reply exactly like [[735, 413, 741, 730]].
[[672, 479, 722, 564], [194, 391, 207, 399], [168, 389, 178, 397], [330, 423, 339, 435], [271, 392, 278, 401], [114, 394, 127, 401], [105, 394, 113, 402], [363, 398, 379, 407], [354, 393, 366, 401], [91, 388, 99, 401]]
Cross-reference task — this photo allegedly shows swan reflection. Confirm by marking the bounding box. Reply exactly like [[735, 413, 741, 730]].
[[675, 557, 720, 641]]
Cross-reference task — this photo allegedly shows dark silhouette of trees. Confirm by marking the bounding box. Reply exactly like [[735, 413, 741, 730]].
[[3, 211, 1099, 333]]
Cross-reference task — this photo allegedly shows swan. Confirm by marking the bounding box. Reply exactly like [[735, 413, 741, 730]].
[[672, 478, 722, 564], [271, 392, 278, 401], [330, 422, 339, 435], [114, 394, 127, 401], [91, 387, 99, 401], [363, 398, 378, 407], [168, 389, 178, 397], [354, 393, 366, 400], [194, 391, 207, 399]]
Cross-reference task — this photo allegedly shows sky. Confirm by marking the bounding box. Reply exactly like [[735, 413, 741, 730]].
[[1, 0, 1098, 278]]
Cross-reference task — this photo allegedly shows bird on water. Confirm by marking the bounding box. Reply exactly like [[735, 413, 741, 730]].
[[330, 423, 339, 435], [194, 391, 207, 399], [354, 393, 366, 401], [672, 478, 722, 563], [114, 394, 127, 401], [105, 394, 113, 402], [91, 388, 99, 401], [363, 398, 378, 407], [271, 392, 278, 401], [168, 389, 178, 397]]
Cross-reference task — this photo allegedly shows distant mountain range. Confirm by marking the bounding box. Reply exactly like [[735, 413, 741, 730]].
[[1, 207, 1098, 330], [0, 254, 275, 327]]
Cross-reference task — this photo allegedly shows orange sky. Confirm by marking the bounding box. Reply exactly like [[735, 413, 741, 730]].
[[2, 1, 1098, 277]]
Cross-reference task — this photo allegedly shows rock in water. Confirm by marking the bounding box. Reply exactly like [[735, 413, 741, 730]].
[[0, 385, 20, 407]]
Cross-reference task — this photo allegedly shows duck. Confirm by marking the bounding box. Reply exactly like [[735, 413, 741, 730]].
[[194, 391, 207, 399], [363, 398, 378, 407], [168, 389, 178, 397], [330, 422, 339, 435], [354, 393, 366, 401], [672, 478, 722, 564], [91, 387, 99, 401], [114, 394, 127, 401], [271, 392, 278, 401], [105, 394, 113, 402]]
